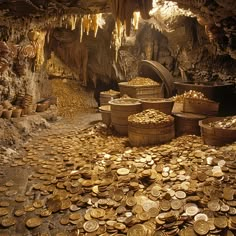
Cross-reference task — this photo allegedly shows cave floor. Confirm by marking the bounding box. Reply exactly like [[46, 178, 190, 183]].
[[0, 110, 236, 236]]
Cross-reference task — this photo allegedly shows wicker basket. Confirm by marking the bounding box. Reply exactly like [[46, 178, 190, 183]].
[[36, 103, 47, 112], [2, 109, 12, 119], [119, 82, 164, 99], [109, 98, 142, 136], [183, 98, 219, 116], [141, 98, 174, 115], [99, 105, 111, 126], [12, 108, 22, 118], [199, 117, 236, 146], [128, 118, 175, 147], [173, 112, 207, 136], [100, 91, 120, 106]]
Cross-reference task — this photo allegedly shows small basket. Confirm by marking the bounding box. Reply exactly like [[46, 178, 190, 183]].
[[36, 103, 47, 112], [12, 108, 22, 118], [99, 105, 111, 126], [141, 98, 174, 115], [2, 109, 13, 119]]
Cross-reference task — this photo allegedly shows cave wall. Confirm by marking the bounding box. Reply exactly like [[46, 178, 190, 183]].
[[0, 28, 52, 105], [164, 17, 236, 83]]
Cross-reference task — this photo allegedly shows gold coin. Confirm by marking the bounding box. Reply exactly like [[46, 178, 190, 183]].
[[223, 187, 234, 201], [185, 205, 199, 216], [112, 189, 124, 201], [132, 205, 143, 214], [5, 189, 17, 197], [90, 208, 105, 218], [15, 195, 27, 202], [46, 198, 62, 213], [0, 201, 10, 207], [175, 191, 186, 199], [171, 199, 183, 210], [126, 197, 137, 207], [117, 168, 130, 176], [0, 208, 9, 216], [193, 220, 210, 235], [114, 222, 126, 230], [160, 200, 171, 212], [40, 209, 52, 217], [194, 213, 208, 222], [69, 212, 81, 221], [148, 207, 160, 218], [138, 212, 151, 221], [127, 224, 147, 236], [5, 181, 14, 187], [83, 220, 99, 233], [24, 205, 35, 212], [61, 199, 71, 210], [14, 209, 26, 217], [207, 200, 220, 211], [33, 200, 44, 208], [60, 215, 70, 225], [151, 185, 161, 197], [214, 216, 228, 229], [180, 226, 197, 236], [26, 217, 42, 228], [0, 186, 8, 192], [1, 217, 16, 227]]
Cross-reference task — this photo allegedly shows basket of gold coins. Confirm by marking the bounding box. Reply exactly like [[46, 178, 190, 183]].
[[172, 90, 208, 113], [99, 105, 111, 126], [99, 89, 120, 106], [128, 109, 175, 146], [119, 77, 163, 99], [141, 98, 174, 115], [199, 116, 236, 146], [109, 98, 142, 135]]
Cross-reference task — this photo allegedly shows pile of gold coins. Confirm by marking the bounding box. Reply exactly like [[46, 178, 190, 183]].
[[101, 89, 120, 95], [110, 98, 140, 105], [127, 77, 159, 86], [128, 109, 173, 126], [209, 116, 236, 129], [174, 90, 208, 103], [0, 123, 236, 235], [52, 79, 97, 118]]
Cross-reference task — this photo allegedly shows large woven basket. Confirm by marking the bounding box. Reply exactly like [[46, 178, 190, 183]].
[[199, 117, 236, 146], [128, 117, 175, 146]]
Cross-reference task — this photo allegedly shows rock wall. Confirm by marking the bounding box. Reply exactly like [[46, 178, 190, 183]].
[[0, 27, 52, 105]]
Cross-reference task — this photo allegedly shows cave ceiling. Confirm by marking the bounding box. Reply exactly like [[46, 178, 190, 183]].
[[0, 0, 235, 34], [0, 0, 235, 58]]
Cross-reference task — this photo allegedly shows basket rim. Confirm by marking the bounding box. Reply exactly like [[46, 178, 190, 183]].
[[119, 82, 160, 88], [199, 116, 236, 131]]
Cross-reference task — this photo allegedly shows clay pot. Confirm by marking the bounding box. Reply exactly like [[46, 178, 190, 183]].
[[12, 108, 22, 118], [2, 100, 12, 109], [36, 103, 47, 112], [2, 109, 12, 119]]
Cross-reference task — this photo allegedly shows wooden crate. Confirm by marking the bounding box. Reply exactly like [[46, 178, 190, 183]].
[[119, 82, 164, 99], [199, 117, 236, 146], [183, 98, 219, 116]]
